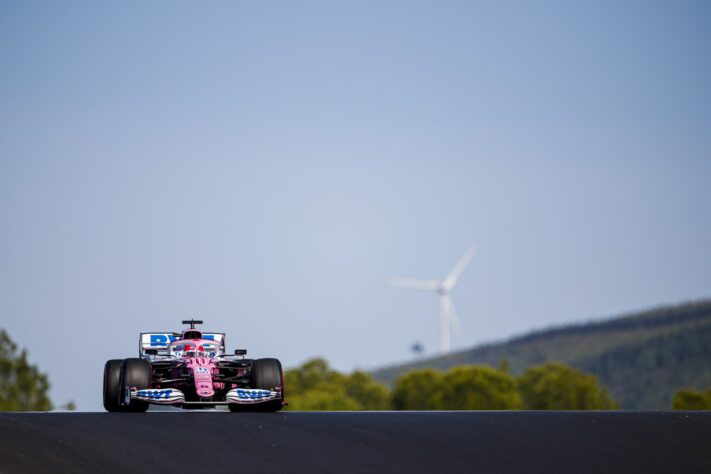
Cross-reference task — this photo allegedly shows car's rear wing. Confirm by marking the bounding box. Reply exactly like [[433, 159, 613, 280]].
[[139, 332, 226, 357]]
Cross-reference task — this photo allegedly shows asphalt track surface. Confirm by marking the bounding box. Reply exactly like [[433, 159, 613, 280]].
[[1, 412, 710, 473]]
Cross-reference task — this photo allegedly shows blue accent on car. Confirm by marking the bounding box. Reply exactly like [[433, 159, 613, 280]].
[[149, 334, 178, 347], [137, 389, 173, 400], [235, 389, 272, 400], [150, 333, 215, 346]]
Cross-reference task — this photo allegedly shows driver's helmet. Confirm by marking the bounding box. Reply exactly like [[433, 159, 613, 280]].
[[182, 343, 207, 358]]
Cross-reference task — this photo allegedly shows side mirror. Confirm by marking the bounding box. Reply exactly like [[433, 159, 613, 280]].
[[234, 349, 247, 356], [145, 349, 158, 355]]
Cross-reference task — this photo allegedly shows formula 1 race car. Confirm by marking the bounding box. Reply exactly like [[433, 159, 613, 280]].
[[103, 320, 284, 412]]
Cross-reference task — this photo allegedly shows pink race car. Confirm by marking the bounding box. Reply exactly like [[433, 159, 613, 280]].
[[103, 320, 284, 412]]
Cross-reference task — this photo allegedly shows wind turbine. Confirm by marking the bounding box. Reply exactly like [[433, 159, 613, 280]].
[[390, 246, 477, 354]]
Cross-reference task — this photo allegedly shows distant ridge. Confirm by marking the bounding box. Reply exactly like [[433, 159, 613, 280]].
[[371, 299, 711, 409]]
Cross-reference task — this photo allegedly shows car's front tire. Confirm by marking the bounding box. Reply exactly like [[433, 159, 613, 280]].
[[120, 358, 151, 413], [230, 358, 284, 413], [103, 359, 124, 412]]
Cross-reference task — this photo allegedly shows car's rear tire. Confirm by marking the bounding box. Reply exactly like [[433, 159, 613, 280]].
[[120, 358, 151, 413], [103, 359, 124, 412]]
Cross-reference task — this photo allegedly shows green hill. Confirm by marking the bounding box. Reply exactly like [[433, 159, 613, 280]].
[[372, 300, 711, 409]]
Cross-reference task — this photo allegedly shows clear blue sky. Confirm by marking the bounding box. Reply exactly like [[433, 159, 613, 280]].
[[1, 1, 710, 410]]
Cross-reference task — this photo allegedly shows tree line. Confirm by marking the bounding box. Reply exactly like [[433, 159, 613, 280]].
[[284, 357, 711, 411], [285, 357, 619, 410], [0, 328, 708, 411]]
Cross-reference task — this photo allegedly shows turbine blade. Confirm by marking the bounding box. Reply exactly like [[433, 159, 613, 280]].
[[440, 294, 451, 353], [442, 246, 477, 291], [449, 299, 464, 338], [389, 277, 440, 291]]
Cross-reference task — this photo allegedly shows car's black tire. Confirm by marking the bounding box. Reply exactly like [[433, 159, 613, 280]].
[[228, 358, 284, 413], [227, 403, 250, 412], [253, 358, 284, 412], [103, 359, 124, 412], [120, 358, 151, 413]]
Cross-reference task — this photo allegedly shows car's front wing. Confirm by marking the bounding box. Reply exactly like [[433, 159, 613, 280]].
[[225, 388, 281, 404], [129, 387, 281, 406]]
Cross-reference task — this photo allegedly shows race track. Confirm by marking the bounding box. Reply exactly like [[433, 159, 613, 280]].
[[1, 411, 709, 473]]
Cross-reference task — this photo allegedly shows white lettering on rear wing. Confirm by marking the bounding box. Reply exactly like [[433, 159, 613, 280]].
[[138, 332, 225, 356]]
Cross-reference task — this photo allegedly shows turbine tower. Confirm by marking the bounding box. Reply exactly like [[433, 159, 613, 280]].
[[390, 246, 477, 354]]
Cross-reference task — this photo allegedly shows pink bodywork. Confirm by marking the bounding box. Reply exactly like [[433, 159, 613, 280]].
[[185, 356, 218, 397], [173, 338, 224, 398]]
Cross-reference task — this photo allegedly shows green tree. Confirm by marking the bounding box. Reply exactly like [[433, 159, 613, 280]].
[[343, 370, 390, 410], [285, 357, 346, 395], [672, 388, 711, 410], [60, 400, 77, 411], [287, 383, 361, 410], [433, 366, 522, 410], [392, 368, 442, 410], [284, 358, 390, 410], [0, 329, 53, 411], [518, 362, 617, 410]]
